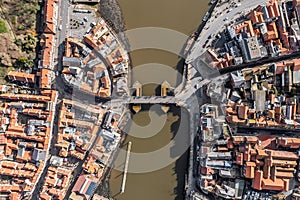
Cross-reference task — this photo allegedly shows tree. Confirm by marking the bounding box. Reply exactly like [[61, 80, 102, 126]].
[[16, 57, 33, 69], [0, 19, 8, 33]]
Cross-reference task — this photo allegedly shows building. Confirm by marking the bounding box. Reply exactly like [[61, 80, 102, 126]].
[[37, 68, 54, 89], [7, 71, 35, 83], [229, 136, 298, 192], [239, 36, 263, 63], [71, 174, 98, 200], [72, 0, 100, 3], [230, 71, 245, 88], [63, 57, 82, 67]]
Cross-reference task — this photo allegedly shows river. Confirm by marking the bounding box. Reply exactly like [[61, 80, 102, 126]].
[[108, 0, 210, 199]]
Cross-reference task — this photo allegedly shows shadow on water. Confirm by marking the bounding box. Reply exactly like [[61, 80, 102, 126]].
[[155, 85, 161, 96], [141, 83, 159, 96], [176, 58, 186, 82], [169, 106, 189, 200], [100, 105, 190, 200], [112, 191, 122, 198], [174, 151, 189, 200], [176, 59, 185, 75], [140, 104, 168, 116], [115, 172, 124, 179]]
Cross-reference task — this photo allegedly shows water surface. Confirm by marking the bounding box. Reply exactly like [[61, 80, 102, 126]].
[[108, 0, 210, 199]]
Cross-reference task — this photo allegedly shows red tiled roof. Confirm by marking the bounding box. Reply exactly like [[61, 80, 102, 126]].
[[10, 192, 20, 200], [72, 174, 86, 192], [0, 134, 6, 144], [7, 71, 35, 83], [45, 0, 55, 24], [44, 23, 55, 34]]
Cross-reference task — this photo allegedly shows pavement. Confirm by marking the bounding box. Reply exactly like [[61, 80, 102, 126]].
[[68, 7, 97, 38]]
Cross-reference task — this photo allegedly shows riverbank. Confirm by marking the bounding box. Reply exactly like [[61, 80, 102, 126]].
[[95, 108, 132, 198], [97, 0, 213, 199], [99, 0, 130, 51], [95, 133, 128, 198], [98, 0, 135, 90]]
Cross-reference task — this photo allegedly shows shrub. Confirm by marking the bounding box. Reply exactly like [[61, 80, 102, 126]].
[[0, 19, 8, 33]]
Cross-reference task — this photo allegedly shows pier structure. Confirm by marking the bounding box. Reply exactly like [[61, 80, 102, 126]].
[[121, 141, 132, 194], [161, 80, 172, 113], [132, 81, 142, 113]]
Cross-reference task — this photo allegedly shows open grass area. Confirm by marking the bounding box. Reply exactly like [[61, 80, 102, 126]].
[[2, 0, 39, 34], [0, 19, 8, 33], [0, 0, 40, 66]]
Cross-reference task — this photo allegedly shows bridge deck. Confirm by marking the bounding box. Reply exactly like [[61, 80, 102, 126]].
[[129, 96, 178, 104]]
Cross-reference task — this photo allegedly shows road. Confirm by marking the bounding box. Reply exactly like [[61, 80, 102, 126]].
[[129, 96, 178, 104], [185, 99, 200, 199], [57, 0, 70, 49], [54, 0, 70, 73], [186, 0, 270, 64], [41, 0, 281, 199], [219, 49, 300, 74], [103, 77, 209, 106], [31, 92, 59, 200], [176, 78, 210, 102]]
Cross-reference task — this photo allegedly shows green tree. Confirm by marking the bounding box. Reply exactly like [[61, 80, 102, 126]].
[[0, 19, 8, 33], [16, 57, 33, 69]]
